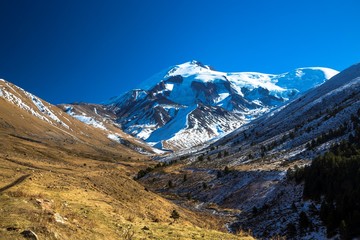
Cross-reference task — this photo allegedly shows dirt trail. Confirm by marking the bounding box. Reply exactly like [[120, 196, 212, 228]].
[[0, 174, 31, 193]]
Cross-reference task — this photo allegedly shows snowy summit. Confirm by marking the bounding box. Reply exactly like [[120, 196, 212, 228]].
[[106, 60, 338, 150]]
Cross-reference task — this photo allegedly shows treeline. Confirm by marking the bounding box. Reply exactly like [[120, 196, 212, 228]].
[[134, 160, 177, 180], [301, 116, 360, 239], [303, 151, 360, 238], [306, 124, 348, 150]]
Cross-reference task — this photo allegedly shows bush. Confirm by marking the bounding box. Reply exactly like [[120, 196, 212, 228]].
[[183, 174, 187, 182], [299, 211, 311, 231], [287, 223, 297, 237], [252, 206, 258, 215], [170, 210, 180, 221]]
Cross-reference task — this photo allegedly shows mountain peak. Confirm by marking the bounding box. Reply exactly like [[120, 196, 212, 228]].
[[189, 59, 202, 65], [165, 60, 212, 78], [136, 60, 211, 91]]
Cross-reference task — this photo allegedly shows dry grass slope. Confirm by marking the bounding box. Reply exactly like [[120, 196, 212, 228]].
[[0, 148, 252, 239], [0, 80, 253, 239]]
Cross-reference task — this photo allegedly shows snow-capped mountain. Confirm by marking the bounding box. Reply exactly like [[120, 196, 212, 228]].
[[107, 60, 338, 150]]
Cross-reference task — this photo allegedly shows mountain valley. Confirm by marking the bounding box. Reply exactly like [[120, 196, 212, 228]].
[[0, 79, 251, 239], [1, 60, 360, 239]]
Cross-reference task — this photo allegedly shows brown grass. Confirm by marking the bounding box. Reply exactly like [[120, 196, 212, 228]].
[[0, 83, 253, 239], [0, 141, 252, 239]]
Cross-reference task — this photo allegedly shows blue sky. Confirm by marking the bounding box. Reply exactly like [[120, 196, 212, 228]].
[[0, 0, 359, 104]]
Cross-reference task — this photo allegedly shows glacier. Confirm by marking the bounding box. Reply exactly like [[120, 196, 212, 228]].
[[107, 60, 338, 150]]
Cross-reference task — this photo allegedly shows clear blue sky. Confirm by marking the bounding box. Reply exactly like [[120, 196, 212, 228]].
[[0, 0, 359, 104]]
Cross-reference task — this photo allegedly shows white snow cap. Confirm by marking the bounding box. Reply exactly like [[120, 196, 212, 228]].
[[137, 60, 339, 91], [299, 67, 339, 79]]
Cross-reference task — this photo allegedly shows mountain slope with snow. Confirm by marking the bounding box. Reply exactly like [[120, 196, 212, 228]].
[[57, 103, 163, 154], [107, 61, 338, 150], [207, 62, 360, 165], [0, 79, 155, 156]]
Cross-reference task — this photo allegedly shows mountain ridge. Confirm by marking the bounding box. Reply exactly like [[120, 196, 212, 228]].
[[0, 78, 157, 156], [105, 61, 338, 150], [208, 62, 360, 163]]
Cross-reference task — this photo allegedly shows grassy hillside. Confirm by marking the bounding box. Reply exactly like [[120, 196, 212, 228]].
[[0, 152, 252, 239], [0, 84, 252, 239]]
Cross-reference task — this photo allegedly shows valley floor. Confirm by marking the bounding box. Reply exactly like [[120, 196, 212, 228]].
[[0, 137, 252, 240], [137, 157, 328, 240]]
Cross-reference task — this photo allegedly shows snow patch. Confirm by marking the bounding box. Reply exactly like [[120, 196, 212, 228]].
[[146, 105, 197, 144], [127, 124, 158, 140], [25, 92, 69, 128], [216, 93, 230, 103], [108, 133, 121, 142], [73, 115, 106, 130], [295, 69, 305, 78], [164, 83, 174, 91], [65, 106, 106, 130], [150, 147, 168, 154]]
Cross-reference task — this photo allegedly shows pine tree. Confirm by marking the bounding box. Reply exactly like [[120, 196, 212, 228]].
[[286, 223, 297, 237], [299, 211, 311, 231], [252, 206, 258, 215], [224, 166, 230, 175], [339, 220, 348, 240]]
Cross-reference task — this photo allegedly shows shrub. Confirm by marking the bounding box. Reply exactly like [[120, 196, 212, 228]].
[[170, 210, 180, 221], [168, 180, 173, 188], [183, 174, 187, 182]]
